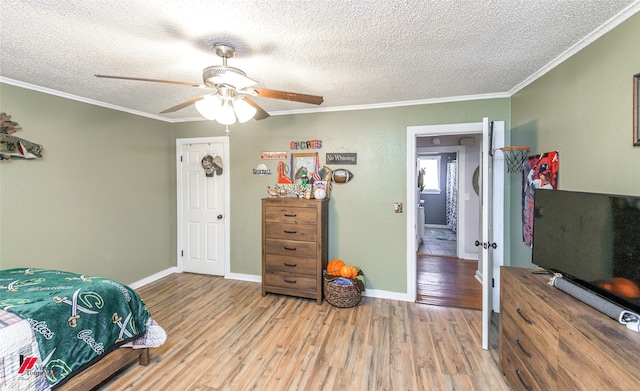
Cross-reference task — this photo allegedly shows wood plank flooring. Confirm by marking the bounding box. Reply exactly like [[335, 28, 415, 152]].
[[96, 273, 508, 391], [417, 256, 482, 310]]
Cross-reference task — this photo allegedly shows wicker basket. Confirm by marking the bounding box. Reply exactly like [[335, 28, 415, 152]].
[[323, 273, 362, 308]]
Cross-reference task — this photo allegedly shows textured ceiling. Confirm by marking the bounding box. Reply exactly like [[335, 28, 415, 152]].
[[1, 1, 639, 122]]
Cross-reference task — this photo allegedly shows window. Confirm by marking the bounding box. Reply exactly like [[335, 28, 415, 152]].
[[419, 156, 440, 194]]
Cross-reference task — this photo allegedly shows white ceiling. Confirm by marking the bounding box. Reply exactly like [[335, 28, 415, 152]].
[[1, 1, 639, 122]]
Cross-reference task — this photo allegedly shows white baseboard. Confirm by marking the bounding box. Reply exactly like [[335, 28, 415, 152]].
[[131, 269, 414, 303], [361, 288, 413, 302], [129, 267, 179, 289], [460, 251, 479, 261], [226, 272, 261, 283]]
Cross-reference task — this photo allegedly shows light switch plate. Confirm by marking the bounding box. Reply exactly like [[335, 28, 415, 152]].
[[394, 202, 403, 213]]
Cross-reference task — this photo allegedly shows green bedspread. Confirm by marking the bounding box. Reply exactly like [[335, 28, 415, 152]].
[[0, 268, 149, 389]]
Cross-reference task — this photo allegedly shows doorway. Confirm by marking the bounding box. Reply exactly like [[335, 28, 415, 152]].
[[415, 139, 481, 309], [176, 137, 230, 276], [405, 122, 505, 305]]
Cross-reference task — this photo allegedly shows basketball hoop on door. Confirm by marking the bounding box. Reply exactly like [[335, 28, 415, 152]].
[[493, 146, 531, 173]]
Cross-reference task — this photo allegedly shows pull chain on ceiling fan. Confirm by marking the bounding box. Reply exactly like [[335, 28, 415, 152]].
[[95, 44, 323, 125]]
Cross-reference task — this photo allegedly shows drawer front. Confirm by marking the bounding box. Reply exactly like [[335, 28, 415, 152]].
[[264, 206, 317, 225], [265, 254, 316, 276], [265, 239, 316, 258], [500, 308, 557, 389], [502, 278, 560, 340], [264, 271, 317, 292], [558, 327, 639, 391], [501, 336, 548, 391], [264, 222, 317, 242]]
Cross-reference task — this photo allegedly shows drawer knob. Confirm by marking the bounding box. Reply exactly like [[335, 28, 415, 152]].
[[284, 213, 297, 217], [284, 230, 297, 234], [284, 279, 297, 284], [517, 308, 533, 325], [515, 369, 532, 391], [284, 262, 297, 267], [516, 339, 533, 358], [284, 246, 297, 251]]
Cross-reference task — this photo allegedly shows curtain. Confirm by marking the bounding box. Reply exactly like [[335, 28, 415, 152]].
[[446, 160, 457, 232]]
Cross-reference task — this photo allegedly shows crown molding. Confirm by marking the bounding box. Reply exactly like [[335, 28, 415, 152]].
[[508, 1, 640, 96]]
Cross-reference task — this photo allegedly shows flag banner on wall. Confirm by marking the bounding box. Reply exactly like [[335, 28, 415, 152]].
[[522, 150, 559, 247]]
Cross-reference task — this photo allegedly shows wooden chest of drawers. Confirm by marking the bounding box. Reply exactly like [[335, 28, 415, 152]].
[[262, 198, 328, 304], [500, 267, 640, 391]]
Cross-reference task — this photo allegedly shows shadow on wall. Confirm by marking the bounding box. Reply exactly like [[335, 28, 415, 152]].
[[509, 119, 539, 269]]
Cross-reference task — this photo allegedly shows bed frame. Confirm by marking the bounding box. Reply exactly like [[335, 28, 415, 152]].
[[56, 347, 149, 391]]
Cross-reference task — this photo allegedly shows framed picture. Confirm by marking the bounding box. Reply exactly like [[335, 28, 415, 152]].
[[291, 152, 318, 182], [634, 73, 640, 146]]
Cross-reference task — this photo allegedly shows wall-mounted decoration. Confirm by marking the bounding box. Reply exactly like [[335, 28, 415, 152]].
[[331, 168, 354, 184], [522, 150, 559, 248], [291, 152, 319, 184], [326, 152, 357, 165], [261, 151, 287, 160], [253, 163, 271, 175], [201, 155, 223, 177], [277, 161, 293, 184], [290, 140, 322, 150], [634, 72, 639, 146], [472, 166, 480, 196], [0, 113, 43, 160]]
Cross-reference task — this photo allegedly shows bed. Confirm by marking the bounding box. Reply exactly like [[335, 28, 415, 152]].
[[0, 268, 166, 390]]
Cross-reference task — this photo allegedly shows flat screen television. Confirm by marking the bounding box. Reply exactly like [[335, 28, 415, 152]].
[[532, 189, 640, 315]]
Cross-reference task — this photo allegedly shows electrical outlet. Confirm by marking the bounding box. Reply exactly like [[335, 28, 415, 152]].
[[394, 202, 403, 213]]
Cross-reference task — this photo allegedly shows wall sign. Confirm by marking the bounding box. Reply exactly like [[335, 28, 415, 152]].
[[326, 153, 357, 165], [261, 151, 287, 160], [290, 140, 322, 150], [253, 163, 271, 175]]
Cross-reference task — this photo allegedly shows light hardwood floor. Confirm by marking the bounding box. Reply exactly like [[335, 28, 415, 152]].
[[98, 273, 508, 390]]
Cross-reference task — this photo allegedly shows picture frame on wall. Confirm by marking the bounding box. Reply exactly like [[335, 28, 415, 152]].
[[291, 152, 319, 182], [634, 72, 639, 146]]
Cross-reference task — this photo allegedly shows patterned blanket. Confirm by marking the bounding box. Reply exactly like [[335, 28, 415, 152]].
[[0, 268, 150, 389]]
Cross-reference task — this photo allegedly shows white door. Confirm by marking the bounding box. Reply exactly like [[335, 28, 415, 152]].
[[480, 117, 503, 350], [179, 140, 226, 275]]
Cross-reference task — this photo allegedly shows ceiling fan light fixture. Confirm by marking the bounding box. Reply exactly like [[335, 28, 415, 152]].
[[195, 95, 224, 120], [203, 66, 257, 90], [217, 100, 237, 125], [233, 98, 257, 123]]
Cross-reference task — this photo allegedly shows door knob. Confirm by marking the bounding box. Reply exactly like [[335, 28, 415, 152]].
[[217, 215, 223, 220]]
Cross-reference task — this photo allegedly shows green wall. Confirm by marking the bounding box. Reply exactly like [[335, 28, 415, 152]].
[[0, 80, 508, 293], [510, 12, 640, 268], [0, 83, 175, 283], [173, 99, 510, 293]]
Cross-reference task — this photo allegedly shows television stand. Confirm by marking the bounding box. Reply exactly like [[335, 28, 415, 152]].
[[500, 267, 640, 390]]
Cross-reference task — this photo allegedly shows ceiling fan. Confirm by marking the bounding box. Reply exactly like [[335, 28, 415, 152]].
[[95, 44, 323, 124]]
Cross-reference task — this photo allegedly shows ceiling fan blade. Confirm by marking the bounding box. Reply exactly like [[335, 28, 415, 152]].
[[95, 74, 204, 88], [243, 97, 270, 120], [159, 96, 205, 114], [253, 88, 323, 105]]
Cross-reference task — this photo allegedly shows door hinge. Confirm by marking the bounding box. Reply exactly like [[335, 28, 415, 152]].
[[492, 278, 495, 288], [180, 155, 183, 162], [181, 250, 184, 257]]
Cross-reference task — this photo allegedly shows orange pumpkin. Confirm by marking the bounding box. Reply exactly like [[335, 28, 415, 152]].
[[340, 265, 358, 279], [327, 259, 345, 276]]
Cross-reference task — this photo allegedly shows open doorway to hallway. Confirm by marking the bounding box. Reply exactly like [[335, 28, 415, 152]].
[[415, 134, 481, 309]]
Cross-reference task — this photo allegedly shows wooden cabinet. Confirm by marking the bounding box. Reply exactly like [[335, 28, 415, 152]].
[[500, 267, 640, 390], [262, 198, 328, 304]]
